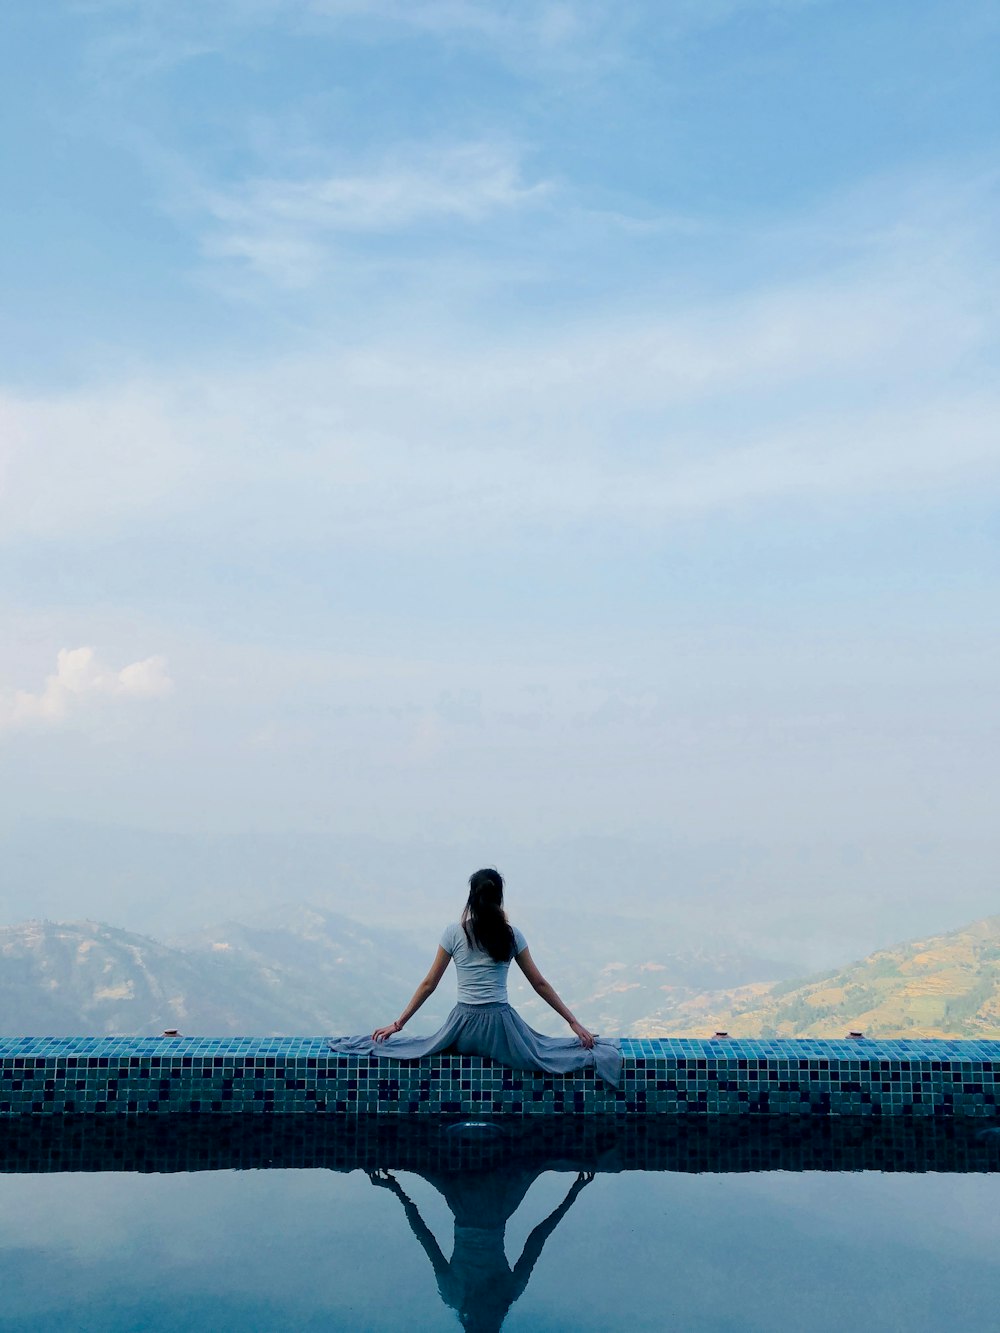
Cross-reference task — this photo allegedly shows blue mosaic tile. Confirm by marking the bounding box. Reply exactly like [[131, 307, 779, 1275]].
[[2, 1036, 1000, 1117]]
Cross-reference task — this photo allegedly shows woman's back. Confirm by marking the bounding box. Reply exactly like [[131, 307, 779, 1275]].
[[328, 867, 621, 1089], [440, 922, 527, 1005]]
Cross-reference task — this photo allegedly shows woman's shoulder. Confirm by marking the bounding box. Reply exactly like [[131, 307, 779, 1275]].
[[439, 921, 464, 951]]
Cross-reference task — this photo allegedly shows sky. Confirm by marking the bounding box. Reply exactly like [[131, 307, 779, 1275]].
[[1, 1, 998, 950]]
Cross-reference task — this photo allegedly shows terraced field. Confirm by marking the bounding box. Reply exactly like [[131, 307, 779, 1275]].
[[635, 915, 1000, 1039]]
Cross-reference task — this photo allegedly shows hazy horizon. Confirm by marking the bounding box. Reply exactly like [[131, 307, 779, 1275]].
[[3, 816, 998, 977]]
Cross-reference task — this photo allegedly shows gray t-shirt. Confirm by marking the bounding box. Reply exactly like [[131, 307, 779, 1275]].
[[440, 921, 528, 1005]]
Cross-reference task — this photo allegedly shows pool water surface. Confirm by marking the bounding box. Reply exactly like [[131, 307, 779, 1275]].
[[1, 1119, 998, 1331]]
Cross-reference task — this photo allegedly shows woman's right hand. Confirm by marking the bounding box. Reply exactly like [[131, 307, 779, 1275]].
[[369, 1169, 401, 1191], [372, 1020, 401, 1042], [569, 1019, 595, 1049]]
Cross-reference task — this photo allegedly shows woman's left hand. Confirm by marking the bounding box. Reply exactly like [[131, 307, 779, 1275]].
[[569, 1019, 596, 1049], [372, 1020, 401, 1042], [368, 1169, 401, 1190]]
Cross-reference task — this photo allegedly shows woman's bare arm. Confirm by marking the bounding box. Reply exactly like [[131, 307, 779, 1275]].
[[514, 948, 595, 1048], [372, 946, 452, 1041], [511, 1173, 594, 1298], [369, 1171, 449, 1281]]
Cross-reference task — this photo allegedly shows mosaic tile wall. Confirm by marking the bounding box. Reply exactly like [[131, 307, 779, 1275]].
[[2, 1037, 999, 1117]]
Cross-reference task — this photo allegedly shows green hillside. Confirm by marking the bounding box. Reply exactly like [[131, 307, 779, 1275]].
[[634, 915, 1000, 1039]]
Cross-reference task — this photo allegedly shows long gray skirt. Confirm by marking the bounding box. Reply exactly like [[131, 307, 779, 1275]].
[[327, 1001, 622, 1089]]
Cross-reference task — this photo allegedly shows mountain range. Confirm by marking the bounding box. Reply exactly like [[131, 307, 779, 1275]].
[[0, 904, 784, 1037], [0, 909, 426, 1037], [2, 906, 999, 1039]]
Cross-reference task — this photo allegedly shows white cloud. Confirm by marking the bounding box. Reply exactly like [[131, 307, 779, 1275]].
[[116, 655, 175, 699], [2, 168, 998, 545], [0, 648, 174, 733], [199, 143, 551, 286], [0, 276, 995, 544]]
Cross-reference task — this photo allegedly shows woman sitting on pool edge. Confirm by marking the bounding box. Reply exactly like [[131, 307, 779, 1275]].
[[327, 868, 621, 1088]]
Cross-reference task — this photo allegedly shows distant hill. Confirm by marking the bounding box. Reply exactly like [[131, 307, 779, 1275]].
[[633, 915, 1000, 1039], [0, 905, 791, 1037], [530, 940, 789, 1034], [0, 910, 432, 1037]]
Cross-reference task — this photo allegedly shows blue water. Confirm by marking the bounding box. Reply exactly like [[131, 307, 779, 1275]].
[[2, 1124, 999, 1331]]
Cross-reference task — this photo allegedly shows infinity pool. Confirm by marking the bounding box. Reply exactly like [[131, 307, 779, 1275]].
[[2, 1119, 998, 1331]]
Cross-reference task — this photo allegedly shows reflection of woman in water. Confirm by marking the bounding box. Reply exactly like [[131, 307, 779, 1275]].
[[369, 1166, 594, 1333], [328, 868, 621, 1087]]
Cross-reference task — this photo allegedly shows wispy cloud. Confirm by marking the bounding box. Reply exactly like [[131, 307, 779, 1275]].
[[309, 0, 600, 43], [2, 165, 997, 547], [81, 0, 626, 79], [0, 648, 174, 733], [82, 0, 827, 79], [199, 142, 551, 285]]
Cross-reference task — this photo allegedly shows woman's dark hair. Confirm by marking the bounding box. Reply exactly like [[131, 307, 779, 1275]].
[[462, 868, 516, 962]]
